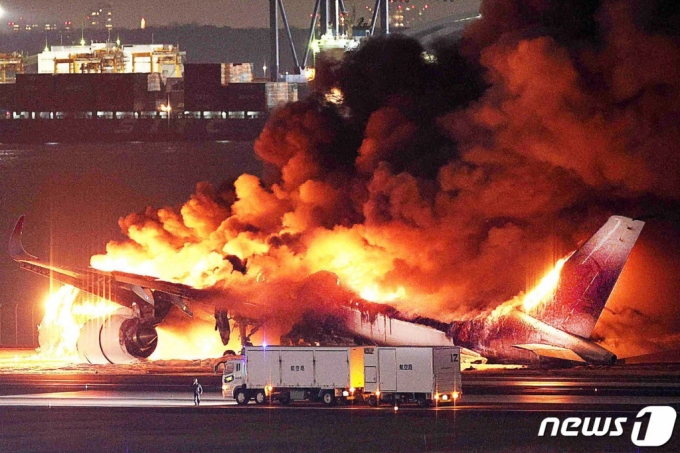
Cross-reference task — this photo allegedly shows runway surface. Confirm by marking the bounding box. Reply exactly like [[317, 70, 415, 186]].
[[1, 364, 679, 451]]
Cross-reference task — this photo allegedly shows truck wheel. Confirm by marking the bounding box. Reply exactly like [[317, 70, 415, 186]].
[[279, 393, 291, 406], [321, 391, 336, 406], [417, 397, 430, 408], [255, 390, 267, 405], [235, 389, 250, 406], [368, 395, 378, 407]]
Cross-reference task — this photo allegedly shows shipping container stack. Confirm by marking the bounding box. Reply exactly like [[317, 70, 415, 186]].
[[16, 74, 54, 112], [165, 77, 185, 112], [5, 63, 302, 118], [183, 63, 223, 112], [221, 63, 253, 84], [184, 63, 298, 114], [92, 73, 136, 112], [265, 82, 298, 109], [0, 83, 17, 114]]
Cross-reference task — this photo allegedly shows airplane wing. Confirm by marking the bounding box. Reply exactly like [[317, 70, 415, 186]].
[[9, 215, 194, 317], [513, 344, 586, 363]]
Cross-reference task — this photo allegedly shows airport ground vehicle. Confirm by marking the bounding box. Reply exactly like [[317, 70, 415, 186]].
[[219, 345, 462, 407], [363, 346, 462, 407], [221, 346, 364, 406]]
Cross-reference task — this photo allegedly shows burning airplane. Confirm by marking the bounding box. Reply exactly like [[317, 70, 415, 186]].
[[8, 0, 679, 366], [10, 214, 643, 365]]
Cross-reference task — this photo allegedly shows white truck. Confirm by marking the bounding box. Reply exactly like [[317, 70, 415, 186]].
[[220, 345, 462, 407], [362, 346, 462, 407], [221, 346, 365, 406]]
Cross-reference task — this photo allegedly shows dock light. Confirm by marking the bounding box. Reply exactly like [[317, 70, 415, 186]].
[[453, 391, 460, 400]]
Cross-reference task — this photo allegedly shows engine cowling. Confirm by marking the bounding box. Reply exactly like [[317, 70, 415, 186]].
[[76, 310, 158, 364]]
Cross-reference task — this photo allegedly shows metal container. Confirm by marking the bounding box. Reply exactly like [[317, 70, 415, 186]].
[[92, 74, 135, 112], [52, 74, 95, 112], [0, 83, 17, 112], [147, 73, 161, 92], [363, 346, 462, 397], [184, 64, 222, 111], [132, 73, 154, 111], [221, 63, 253, 84], [223, 82, 267, 111], [165, 77, 183, 93], [16, 74, 55, 111], [266, 82, 298, 109], [184, 63, 222, 91]]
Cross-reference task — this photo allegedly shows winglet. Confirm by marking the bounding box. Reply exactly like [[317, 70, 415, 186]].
[[9, 216, 39, 262]]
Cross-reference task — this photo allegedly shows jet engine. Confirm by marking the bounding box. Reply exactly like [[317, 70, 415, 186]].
[[76, 309, 158, 364]]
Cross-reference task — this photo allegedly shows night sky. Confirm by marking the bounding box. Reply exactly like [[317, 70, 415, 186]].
[[0, 1, 481, 29]]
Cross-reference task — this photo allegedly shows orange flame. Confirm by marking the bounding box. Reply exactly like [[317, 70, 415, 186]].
[[522, 255, 570, 311], [151, 324, 235, 360], [37, 285, 120, 361], [488, 254, 571, 321]]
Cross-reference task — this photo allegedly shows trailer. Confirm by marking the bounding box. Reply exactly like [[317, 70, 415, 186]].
[[362, 346, 462, 407], [220, 346, 365, 406]]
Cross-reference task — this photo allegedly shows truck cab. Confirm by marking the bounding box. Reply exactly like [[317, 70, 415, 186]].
[[221, 358, 246, 399]]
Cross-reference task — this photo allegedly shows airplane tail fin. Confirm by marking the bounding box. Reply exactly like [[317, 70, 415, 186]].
[[531, 216, 644, 339]]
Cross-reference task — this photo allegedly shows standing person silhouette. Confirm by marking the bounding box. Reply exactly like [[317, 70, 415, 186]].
[[192, 379, 203, 406]]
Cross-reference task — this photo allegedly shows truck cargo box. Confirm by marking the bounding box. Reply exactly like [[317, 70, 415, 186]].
[[244, 346, 363, 389], [363, 346, 461, 405]]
